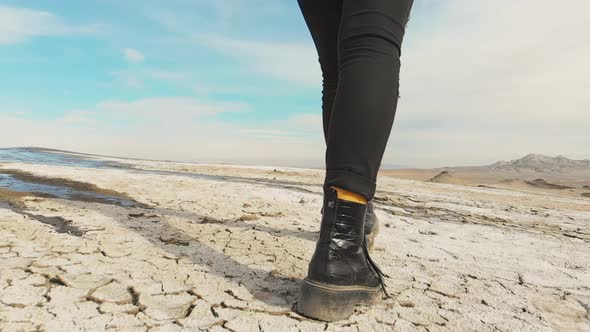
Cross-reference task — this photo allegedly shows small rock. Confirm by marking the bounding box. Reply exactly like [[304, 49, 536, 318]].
[[398, 299, 416, 307], [239, 214, 259, 221], [159, 233, 190, 246]]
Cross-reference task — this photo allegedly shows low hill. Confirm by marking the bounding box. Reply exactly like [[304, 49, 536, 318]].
[[382, 154, 590, 192]]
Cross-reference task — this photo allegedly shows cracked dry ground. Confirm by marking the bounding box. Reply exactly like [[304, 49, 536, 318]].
[[1, 162, 589, 332]]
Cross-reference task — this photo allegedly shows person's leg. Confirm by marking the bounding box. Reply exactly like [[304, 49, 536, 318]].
[[296, 0, 342, 145], [297, 0, 371, 207], [297, 0, 414, 321], [324, 0, 414, 202], [298, 0, 381, 251]]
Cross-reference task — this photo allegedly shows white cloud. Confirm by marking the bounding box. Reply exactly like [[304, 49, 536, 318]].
[[184, 0, 588, 167], [383, 0, 590, 166], [123, 48, 145, 62], [95, 97, 248, 121], [0, 97, 324, 168], [198, 35, 320, 86], [58, 110, 100, 126], [0, 5, 98, 44], [238, 113, 322, 140], [2, 1, 589, 168], [288, 113, 322, 132], [238, 129, 293, 137]]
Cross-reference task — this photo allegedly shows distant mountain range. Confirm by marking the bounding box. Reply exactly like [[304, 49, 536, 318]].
[[381, 154, 590, 191], [488, 154, 590, 172]]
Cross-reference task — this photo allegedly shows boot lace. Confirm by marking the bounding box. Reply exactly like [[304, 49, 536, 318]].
[[362, 237, 390, 298]]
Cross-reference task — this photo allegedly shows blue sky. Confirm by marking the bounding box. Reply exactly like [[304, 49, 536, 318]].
[[0, 0, 317, 122], [1, 0, 589, 168]]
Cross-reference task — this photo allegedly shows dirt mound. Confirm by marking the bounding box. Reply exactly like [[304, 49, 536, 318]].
[[525, 179, 573, 190], [427, 171, 467, 185], [496, 179, 535, 190], [500, 179, 527, 185]]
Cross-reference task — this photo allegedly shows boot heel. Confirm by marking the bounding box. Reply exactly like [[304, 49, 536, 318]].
[[297, 278, 381, 321]]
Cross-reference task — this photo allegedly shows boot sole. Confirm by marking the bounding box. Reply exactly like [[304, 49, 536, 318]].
[[296, 278, 382, 321]]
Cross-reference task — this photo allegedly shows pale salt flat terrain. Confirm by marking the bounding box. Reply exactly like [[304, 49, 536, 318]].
[[1, 160, 589, 331]]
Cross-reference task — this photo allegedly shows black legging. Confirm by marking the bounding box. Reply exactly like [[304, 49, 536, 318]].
[[298, 0, 414, 201]]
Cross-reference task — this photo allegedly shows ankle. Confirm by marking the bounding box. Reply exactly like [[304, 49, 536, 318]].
[[330, 186, 367, 205]]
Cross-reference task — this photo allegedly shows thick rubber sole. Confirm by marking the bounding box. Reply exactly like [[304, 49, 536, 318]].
[[296, 278, 382, 321]]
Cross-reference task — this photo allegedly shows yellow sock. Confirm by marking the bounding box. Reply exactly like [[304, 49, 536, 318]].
[[331, 186, 367, 205]]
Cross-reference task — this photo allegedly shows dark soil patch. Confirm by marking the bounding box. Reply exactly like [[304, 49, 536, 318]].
[[525, 179, 573, 190], [1, 169, 131, 199], [21, 212, 85, 236], [0, 168, 146, 208], [0, 187, 85, 236]]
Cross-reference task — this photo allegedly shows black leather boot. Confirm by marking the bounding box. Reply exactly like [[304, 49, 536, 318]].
[[320, 197, 380, 250], [298, 187, 387, 321]]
